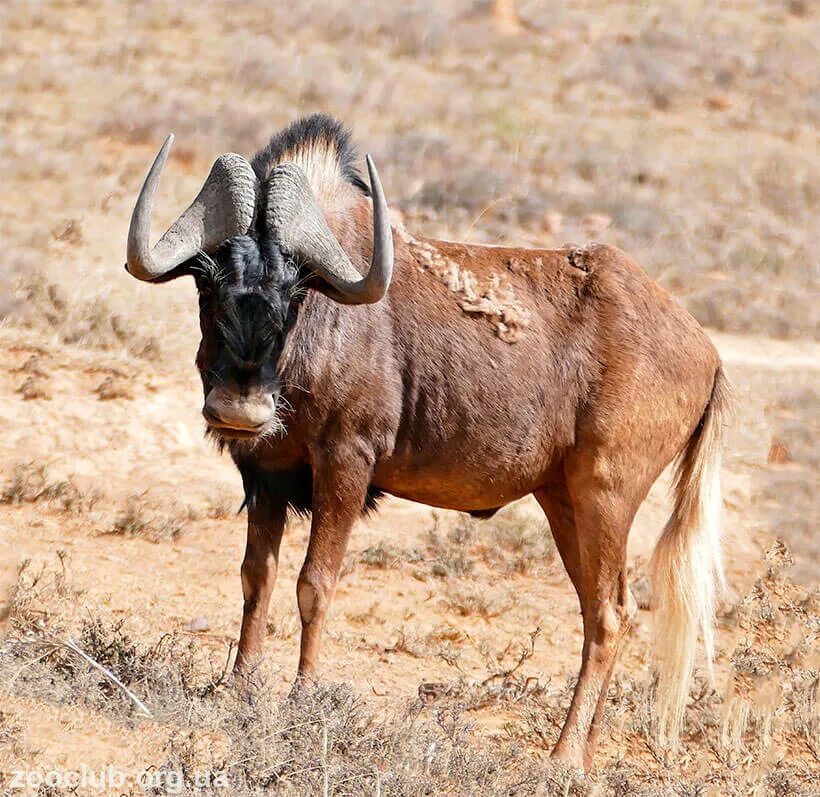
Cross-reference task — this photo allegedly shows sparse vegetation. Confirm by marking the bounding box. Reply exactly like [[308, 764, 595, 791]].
[[14, 270, 161, 359], [443, 582, 517, 620], [110, 496, 187, 543], [1, 548, 816, 794], [1, 462, 100, 513], [205, 493, 237, 520], [424, 506, 556, 580], [358, 541, 423, 570], [1, 552, 83, 626], [2, 1, 817, 347], [761, 384, 818, 587]]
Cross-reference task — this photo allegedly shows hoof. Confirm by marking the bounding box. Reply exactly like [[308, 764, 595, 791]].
[[549, 745, 587, 774], [287, 673, 318, 700]]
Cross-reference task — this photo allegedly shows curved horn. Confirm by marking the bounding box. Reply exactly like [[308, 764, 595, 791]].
[[265, 155, 394, 304], [126, 135, 258, 282]]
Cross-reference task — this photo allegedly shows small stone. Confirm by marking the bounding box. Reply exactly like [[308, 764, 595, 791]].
[[187, 615, 210, 633]]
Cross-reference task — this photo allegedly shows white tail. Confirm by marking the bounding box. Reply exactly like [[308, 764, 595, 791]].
[[649, 367, 730, 746]]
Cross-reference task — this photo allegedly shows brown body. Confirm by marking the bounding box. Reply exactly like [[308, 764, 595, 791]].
[[125, 117, 727, 770], [237, 224, 722, 770]]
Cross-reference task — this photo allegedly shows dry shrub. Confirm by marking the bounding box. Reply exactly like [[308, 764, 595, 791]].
[[16, 375, 52, 400], [424, 506, 555, 580], [357, 541, 423, 570], [424, 513, 477, 579], [0, 614, 549, 795], [205, 494, 237, 520], [15, 269, 160, 359], [0, 552, 82, 626], [760, 383, 818, 587], [721, 541, 819, 766], [95, 374, 134, 400], [442, 582, 516, 619], [1, 549, 817, 795], [110, 495, 187, 543], [480, 507, 556, 575], [1, 461, 101, 513], [422, 627, 549, 713]]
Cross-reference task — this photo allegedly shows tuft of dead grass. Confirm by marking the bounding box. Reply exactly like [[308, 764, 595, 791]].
[[760, 382, 818, 586], [358, 541, 424, 570], [1, 544, 817, 795], [0, 461, 101, 513], [14, 270, 161, 359], [16, 375, 52, 400], [424, 506, 556, 581], [442, 582, 517, 620], [109, 495, 187, 543], [0, 552, 83, 626]]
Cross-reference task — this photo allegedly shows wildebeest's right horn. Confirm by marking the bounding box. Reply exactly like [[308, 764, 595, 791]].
[[265, 155, 393, 304], [126, 134, 258, 282]]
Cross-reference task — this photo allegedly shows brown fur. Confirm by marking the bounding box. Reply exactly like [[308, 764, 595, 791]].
[[231, 186, 723, 770]]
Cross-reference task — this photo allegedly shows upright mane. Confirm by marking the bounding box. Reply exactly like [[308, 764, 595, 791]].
[[252, 114, 369, 214]]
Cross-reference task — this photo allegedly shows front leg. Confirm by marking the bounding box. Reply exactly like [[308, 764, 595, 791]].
[[234, 495, 287, 675], [296, 448, 372, 682]]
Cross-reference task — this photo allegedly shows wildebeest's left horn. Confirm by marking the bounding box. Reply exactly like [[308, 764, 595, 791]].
[[265, 155, 394, 304], [126, 134, 258, 282]]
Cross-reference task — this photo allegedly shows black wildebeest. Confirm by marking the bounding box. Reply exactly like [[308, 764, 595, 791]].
[[124, 114, 727, 769]]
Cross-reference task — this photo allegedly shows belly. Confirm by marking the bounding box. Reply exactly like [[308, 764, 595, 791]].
[[372, 402, 571, 511]]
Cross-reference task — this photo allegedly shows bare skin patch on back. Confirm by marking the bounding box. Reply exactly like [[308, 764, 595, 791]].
[[567, 246, 592, 273], [397, 225, 531, 343]]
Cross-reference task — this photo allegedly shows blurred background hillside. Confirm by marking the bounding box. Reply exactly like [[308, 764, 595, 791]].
[[2, 0, 817, 338]]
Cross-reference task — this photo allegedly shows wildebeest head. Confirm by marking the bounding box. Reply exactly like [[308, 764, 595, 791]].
[[193, 235, 296, 440], [123, 115, 393, 440]]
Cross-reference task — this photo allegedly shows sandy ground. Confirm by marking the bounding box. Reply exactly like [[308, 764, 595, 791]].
[[0, 319, 816, 789]]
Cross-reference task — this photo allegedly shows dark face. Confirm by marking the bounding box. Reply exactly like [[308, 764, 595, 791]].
[[194, 235, 299, 441]]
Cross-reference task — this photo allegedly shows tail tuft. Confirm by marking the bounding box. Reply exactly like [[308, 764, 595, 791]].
[[649, 366, 730, 746]]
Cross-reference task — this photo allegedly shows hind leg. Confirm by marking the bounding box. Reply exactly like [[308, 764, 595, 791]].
[[536, 464, 638, 770]]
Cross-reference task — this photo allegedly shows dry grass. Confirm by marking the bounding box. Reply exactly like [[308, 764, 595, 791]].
[[424, 506, 556, 580], [109, 496, 189, 543], [1, 1, 817, 344], [1, 545, 815, 795], [357, 541, 424, 570], [1, 461, 101, 514], [759, 382, 819, 587], [13, 270, 161, 359], [442, 582, 517, 620], [0, 553, 83, 626]]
